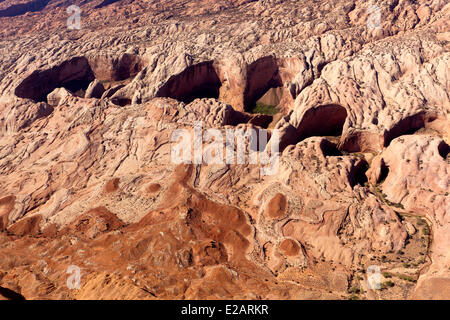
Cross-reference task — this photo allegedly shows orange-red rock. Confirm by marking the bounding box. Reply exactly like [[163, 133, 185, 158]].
[[0, 0, 448, 301]]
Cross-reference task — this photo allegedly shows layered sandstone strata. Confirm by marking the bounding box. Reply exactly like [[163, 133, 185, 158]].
[[0, 0, 448, 300]]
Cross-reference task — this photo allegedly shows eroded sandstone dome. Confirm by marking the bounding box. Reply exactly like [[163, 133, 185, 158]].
[[0, 0, 448, 300]]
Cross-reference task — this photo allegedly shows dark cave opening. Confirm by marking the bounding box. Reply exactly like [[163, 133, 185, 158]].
[[378, 159, 390, 184], [438, 141, 450, 161], [296, 104, 348, 142], [63, 78, 94, 98], [277, 104, 349, 153], [14, 57, 95, 103], [320, 139, 343, 157], [111, 98, 132, 107], [156, 61, 222, 104], [182, 84, 221, 103], [244, 56, 284, 114], [351, 160, 369, 187], [384, 112, 427, 147], [14, 54, 145, 105], [0, 286, 26, 300]]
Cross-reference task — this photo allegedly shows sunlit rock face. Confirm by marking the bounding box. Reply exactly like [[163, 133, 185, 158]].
[[0, 0, 449, 300]]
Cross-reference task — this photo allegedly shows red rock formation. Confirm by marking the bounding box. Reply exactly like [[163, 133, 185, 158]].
[[0, 196, 15, 231], [0, 0, 448, 301]]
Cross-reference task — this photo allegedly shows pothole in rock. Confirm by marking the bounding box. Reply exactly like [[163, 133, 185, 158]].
[[438, 141, 450, 162], [244, 56, 293, 116], [156, 61, 222, 104], [15, 54, 144, 106], [350, 159, 369, 187], [15, 57, 95, 102], [295, 104, 347, 147], [383, 112, 429, 147], [277, 104, 348, 152], [156, 56, 305, 127], [319, 139, 343, 157], [154, 55, 325, 135]]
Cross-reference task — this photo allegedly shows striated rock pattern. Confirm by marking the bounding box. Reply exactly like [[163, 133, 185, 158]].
[[0, 0, 448, 300]]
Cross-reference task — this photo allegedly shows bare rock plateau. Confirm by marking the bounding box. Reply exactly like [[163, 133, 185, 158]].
[[0, 0, 448, 300]]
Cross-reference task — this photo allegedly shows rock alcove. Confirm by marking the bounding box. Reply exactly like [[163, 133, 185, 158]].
[[15, 54, 144, 106]]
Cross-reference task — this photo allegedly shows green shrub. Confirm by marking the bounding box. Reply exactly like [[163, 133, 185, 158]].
[[399, 275, 416, 283], [417, 218, 425, 226], [251, 102, 279, 115], [348, 287, 360, 294]]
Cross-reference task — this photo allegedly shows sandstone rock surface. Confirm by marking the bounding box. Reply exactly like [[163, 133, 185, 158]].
[[0, 0, 448, 300]]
